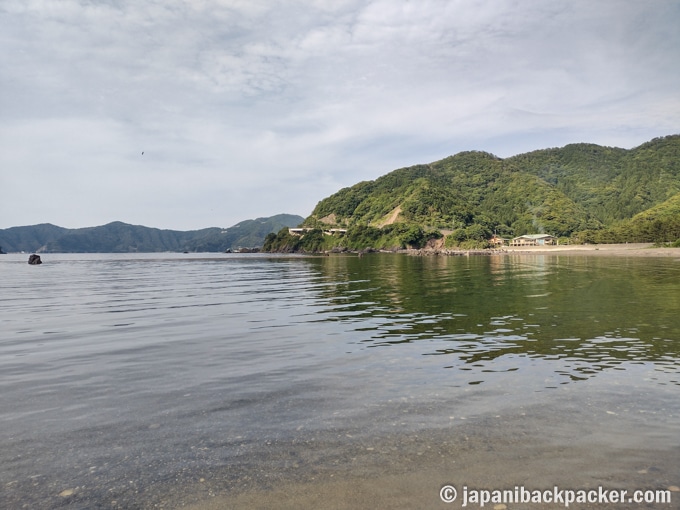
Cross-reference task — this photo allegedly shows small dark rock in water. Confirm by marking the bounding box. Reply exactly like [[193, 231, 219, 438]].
[[28, 254, 42, 265]]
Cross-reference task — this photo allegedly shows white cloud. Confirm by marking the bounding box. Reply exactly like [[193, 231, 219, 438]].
[[1, 0, 679, 230]]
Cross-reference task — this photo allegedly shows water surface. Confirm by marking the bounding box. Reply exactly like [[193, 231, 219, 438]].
[[1, 253, 679, 508]]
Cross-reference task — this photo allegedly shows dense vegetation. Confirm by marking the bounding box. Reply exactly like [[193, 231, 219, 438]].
[[281, 135, 680, 251], [575, 192, 680, 244], [263, 223, 442, 253], [0, 215, 303, 253], [508, 137, 680, 223]]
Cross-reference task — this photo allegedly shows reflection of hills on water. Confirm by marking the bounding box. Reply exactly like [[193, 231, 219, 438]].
[[302, 254, 680, 386]]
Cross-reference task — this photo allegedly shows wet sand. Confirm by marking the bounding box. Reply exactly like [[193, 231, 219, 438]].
[[179, 448, 678, 510], [191, 447, 678, 510]]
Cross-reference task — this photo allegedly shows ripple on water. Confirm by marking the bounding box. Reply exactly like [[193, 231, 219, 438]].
[[0, 253, 679, 508]]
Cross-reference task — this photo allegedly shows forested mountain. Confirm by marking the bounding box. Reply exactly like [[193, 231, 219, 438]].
[[507, 135, 680, 224], [184, 214, 304, 252], [0, 215, 303, 253], [0, 223, 69, 253], [579, 191, 680, 244], [40, 222, 218, 253], [268, 135, 680, 251]]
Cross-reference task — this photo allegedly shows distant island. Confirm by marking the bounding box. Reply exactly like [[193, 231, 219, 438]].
[[0, 214, 303, 253], [264, 135, 680, 253]]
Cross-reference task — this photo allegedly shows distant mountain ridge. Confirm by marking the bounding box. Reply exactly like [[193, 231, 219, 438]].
[[0, 214, 303, 253]]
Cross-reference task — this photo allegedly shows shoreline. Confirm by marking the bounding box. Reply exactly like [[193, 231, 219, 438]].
[[2, 243, 678, 259], [405, 243, 680, 258]]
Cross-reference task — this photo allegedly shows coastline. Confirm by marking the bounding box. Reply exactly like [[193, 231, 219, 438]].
[[503, 242, 680, 257], [407, 243, 680, 258]]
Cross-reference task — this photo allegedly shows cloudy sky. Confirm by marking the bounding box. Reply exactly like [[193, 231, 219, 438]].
[[1, 0, 679, 230]]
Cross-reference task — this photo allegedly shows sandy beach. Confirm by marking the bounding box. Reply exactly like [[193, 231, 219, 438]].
[[407, 242, 680, 259], [501, 243, 680, 257]]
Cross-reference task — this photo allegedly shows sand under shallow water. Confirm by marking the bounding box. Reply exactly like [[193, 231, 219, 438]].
[[159, 396, 680, 510]]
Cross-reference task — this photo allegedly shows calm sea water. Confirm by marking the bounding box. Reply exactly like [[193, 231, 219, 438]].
[[1, 253, 679, 509]]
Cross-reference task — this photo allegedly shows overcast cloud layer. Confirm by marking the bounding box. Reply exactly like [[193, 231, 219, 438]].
[[2, 0, 679, 230]]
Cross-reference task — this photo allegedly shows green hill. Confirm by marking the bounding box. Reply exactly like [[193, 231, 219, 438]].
[[508, 136, 680, 224], [0, 224, 69, 253], [269, 135, 680, 251], [578, 192, 680, 244], [308, 151, 594, 234], [0, 215, 304, 253]]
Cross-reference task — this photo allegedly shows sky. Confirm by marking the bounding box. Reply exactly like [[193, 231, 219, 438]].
[[1, 0, 679, 230]]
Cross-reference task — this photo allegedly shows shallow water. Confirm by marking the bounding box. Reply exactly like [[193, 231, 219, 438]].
[[1, 252, 679, 509]]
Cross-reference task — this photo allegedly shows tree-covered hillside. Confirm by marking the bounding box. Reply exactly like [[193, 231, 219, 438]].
[[187, 214, 304, 252], [576, 192, 680, 245], [292, 135, 680, 251], [508, 136, 680, 224]]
